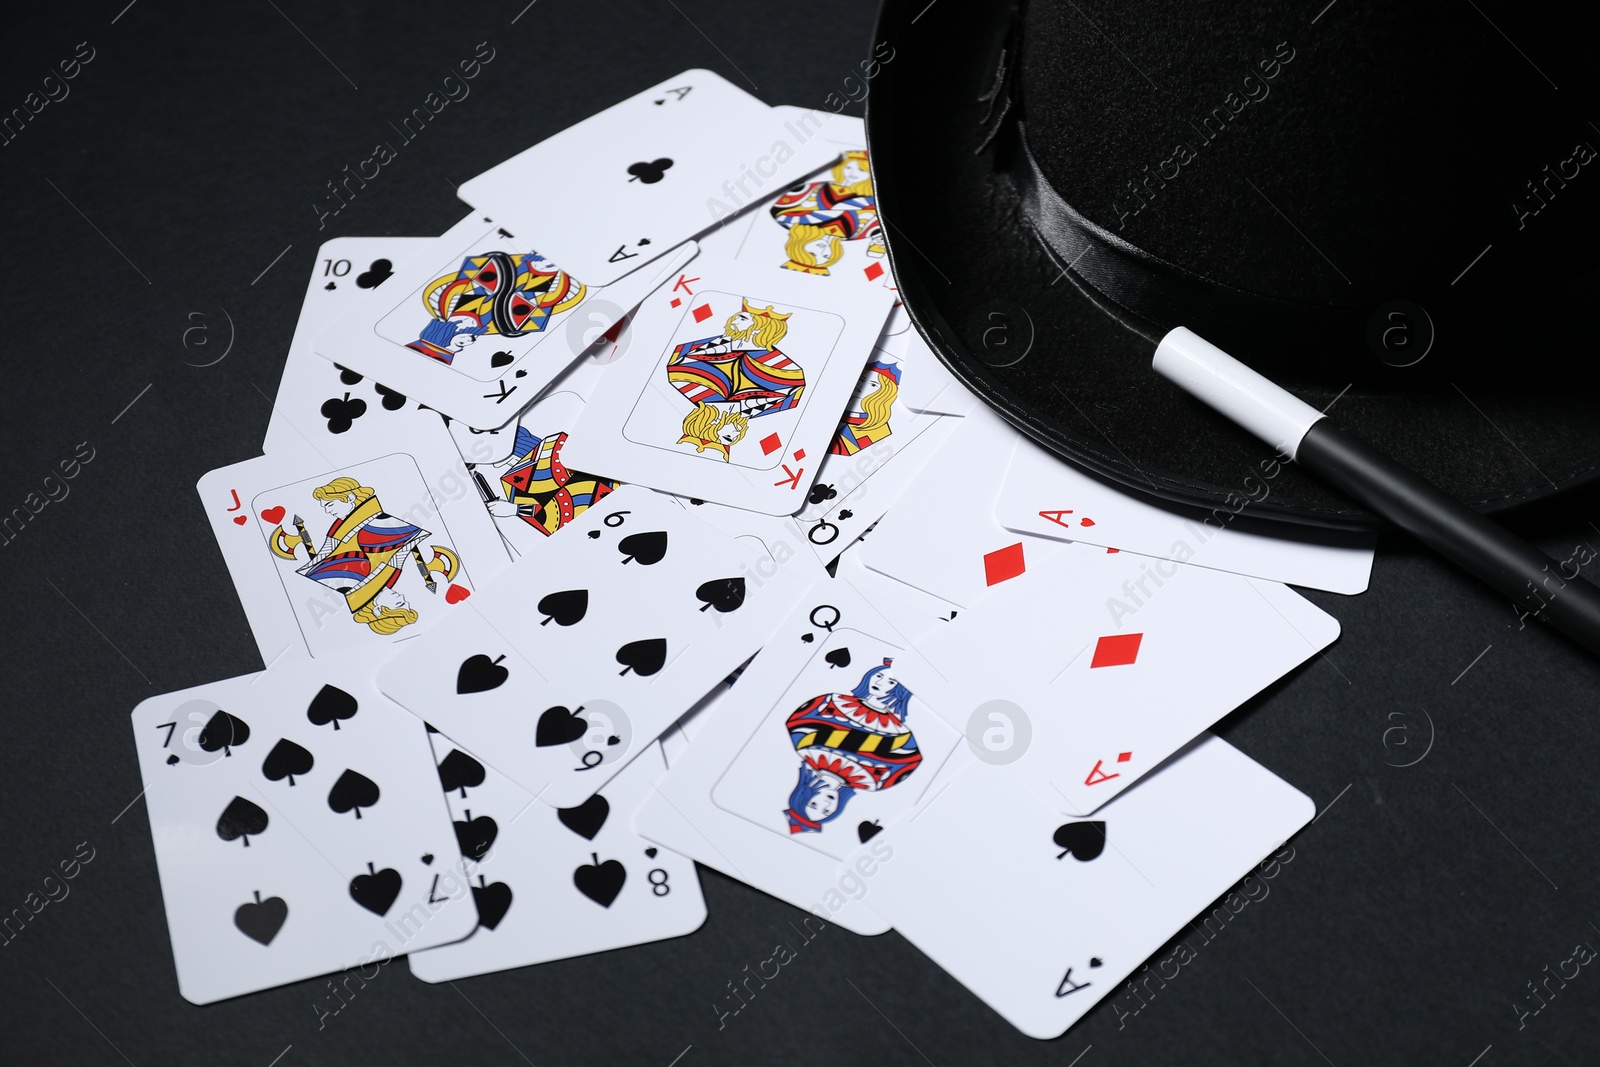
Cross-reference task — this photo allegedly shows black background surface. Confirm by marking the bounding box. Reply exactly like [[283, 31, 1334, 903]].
[[2, 2, 1598, 1065]]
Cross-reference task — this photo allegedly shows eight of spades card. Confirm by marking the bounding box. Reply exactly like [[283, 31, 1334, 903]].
[[710, 627, 961, 860], [456, 69, 850, 288], [198, 443, 509, 664], [409, 737, 705, 982], [376, 486, 809, 807], [315, 211, 699, 430], [566, 263, 894, 513], [859, 734, 1314, 1039], [130, 655, 477, 1004], [264, 236, 443, 466]]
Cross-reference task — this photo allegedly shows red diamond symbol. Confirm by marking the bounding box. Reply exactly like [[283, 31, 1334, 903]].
[[1090, 633, 1143, 668], [670, 297, 682, 308], [982, 543, 1026, 587], [793, 448, 806, 461], [1117, 751, 1132, 763], [863, 262, 885, 281], [760, 433, 782, 455], [1106, 547, 1120, 553], [692, 303, 714, 323]]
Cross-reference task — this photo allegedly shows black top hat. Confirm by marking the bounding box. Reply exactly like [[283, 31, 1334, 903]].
[[867, 0, 1600, 529]]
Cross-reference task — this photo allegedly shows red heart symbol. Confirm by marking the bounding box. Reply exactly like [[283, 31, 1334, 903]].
[[260, 505, 286, 524], [232, 515, 248, 526], [445, 585, 471, 604], [1080, 518, 1095, 527]]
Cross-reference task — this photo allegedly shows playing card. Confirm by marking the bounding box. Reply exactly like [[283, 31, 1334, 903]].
[[197, 432, 508, 664], [861, 406, 1066, 607], [130, 656, 477, 1004], [564, 254, 896, 513], [314, 212, 699, 429], [264, 237, 444, 464], [830, 546, 962, 644], [710, 627, 961, 860], [913, 541, 1340, 815], [457, 70, 850, 287], [894, 325, 980, 416], [788, 403, 957, 566], [996, 434, 1377, 594], [408, 738, 705, 982], [635, 581, 930, 934], [861, 734, 1314, 1039], [450, 388, 622, 560], [375, 486, 808, 806]]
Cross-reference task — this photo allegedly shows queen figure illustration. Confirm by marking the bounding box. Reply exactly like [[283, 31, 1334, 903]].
[[783, 658, 921, 834]]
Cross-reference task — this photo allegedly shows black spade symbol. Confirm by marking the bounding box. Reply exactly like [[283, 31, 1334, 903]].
[[638, 238, 651, 246], [355, 258, 393, 288], [165, 754, 179, 765], [538, 589, 589, 627], [473, 880, 513, 929], [694, 577, 747, 614], [644, 847, 658, 858], [217, 796, 268, 846], [438, 749, 486, 797], [457, 654, 509, 694], [858, 820, 883, 843], [807, 483, 838, 506], [328, 769, 380, 818], [824, 647, 853, 670], [320, 392, 367, 434], [557, 794, 610, 840], [306, 684, 358, 730], [374, 383, 407, 411], [607, 735, 620, 746], [1089, 957, 1103, 968], [337, 365, 363, 386], [199, 710, 250, 756], [349, 863, 402, 915], [535, 706, 588, 747], [616, 638, 668, 677], [261, 738, 314, 786], [234, 892, 287, 945], [514, 369, 527, 378], [490, 350, 514, 368], [626, 158, 673, 184], [1053, 821, 1107, 862], [422, 853, 434, 865], [574, 853, 626, 907], [617, 531, 668, 565], [587, 530, 601, 539], [453, 811, 498, 860], [800, 633, 815, 643]]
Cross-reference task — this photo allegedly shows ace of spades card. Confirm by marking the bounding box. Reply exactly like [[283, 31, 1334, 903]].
[[130, 657, 477, 1004], [376, 486, 809, 807], [198, 442, 509, 664], [455, 69, 851, 288], [859, 735, 1313, 1039], [314, 212, 700, 430], [566, 264, 895, 514], [408, 736, 705, 982], [264, 236, 443, 466], [710, 627, 960, 860]]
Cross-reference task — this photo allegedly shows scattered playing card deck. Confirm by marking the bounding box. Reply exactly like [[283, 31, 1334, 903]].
[[133, 68, 1372, 1035]]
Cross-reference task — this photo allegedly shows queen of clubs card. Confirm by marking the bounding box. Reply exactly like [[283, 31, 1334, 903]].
[[770, 150, 883, 275], [406, 250, 585, 374], [783, 658, 921, 834], [666, 300, 805, 461], [830, 357, 901, 456]]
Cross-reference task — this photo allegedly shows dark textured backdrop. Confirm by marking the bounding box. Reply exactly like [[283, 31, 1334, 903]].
[[3, 2, 1598, 1065]]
